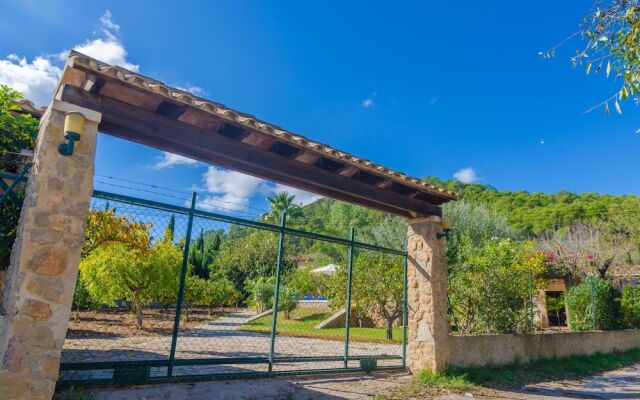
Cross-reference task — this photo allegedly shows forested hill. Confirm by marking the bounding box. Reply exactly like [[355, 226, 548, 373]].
[[423, 177, 640, 235], [296, 178, 640, 237]]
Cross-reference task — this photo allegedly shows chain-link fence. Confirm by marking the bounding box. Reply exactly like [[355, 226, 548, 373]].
[[58, 190, 407, 388]]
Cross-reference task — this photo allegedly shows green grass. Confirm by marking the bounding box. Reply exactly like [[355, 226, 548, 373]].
[[240, 307, 403, 344], [387, 348, 640, 399]]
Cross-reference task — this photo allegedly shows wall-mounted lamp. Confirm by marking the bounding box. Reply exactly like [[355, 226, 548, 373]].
[[58, 112, 86, 156], [436, 217, 453, 240]]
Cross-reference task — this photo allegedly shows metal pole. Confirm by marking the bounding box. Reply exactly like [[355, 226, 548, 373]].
[[343, 227, 355, 370], [529, 268, 534, 331], [167, 192, 197, 377], [590, 278, 596, 330], [268, 210, 287, 374], [401, 250, 409, 368]]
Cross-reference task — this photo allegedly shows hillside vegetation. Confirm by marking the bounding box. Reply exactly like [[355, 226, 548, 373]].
[[423, 177, 640, 236]]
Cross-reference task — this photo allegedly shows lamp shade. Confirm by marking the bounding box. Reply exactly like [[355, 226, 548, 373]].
[[441, 217, 453, 231], [64, 112, 86, 137]]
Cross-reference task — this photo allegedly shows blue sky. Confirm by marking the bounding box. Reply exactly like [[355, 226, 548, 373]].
[[1, 1, 639, 217]]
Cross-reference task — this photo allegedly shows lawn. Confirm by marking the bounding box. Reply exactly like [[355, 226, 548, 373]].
[[240, 307, 404, 344]]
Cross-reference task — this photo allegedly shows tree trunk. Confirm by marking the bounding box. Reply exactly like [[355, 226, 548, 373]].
[[74, 306, 80, 322], [134, 290, 144, 329], [385, 318, 393, 341]]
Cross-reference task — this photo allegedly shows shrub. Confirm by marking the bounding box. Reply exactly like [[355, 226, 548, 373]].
[[566, 277, 620, 331], [621, 284, 640, 328], [278, 286, 297, 319], [246, 277, 275, 313], [448, 239, 546, 334]]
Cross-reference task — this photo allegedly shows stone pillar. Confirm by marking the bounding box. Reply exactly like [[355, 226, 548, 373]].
[[406, 216, 449, 373], [0, 100, 101, 400]]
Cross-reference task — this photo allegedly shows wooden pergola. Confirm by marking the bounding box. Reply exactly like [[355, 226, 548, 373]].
[[31, 51, 456, 217]]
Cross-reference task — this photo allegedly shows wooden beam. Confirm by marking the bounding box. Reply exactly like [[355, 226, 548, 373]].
[[338, 165, 359, 177], [241, 132, 274, 150], [294, 151, 321, 165], [377, 179, 394, 189], [60, 85, 441, 217]]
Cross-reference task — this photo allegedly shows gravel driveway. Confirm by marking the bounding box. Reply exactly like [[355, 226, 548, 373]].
[[61, 310, 402, 380]]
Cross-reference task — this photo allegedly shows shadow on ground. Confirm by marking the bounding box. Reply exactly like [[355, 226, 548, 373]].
[[54, 372, 412, 400]]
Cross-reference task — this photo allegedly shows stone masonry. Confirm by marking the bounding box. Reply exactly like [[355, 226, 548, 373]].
[[0, 101, 101, 400], [406, 216, 449, 373]]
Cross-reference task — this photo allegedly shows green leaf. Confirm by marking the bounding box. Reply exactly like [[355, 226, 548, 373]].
[[586, 62, 592, 74], [606, 61, 611, 78], [615, 99, 622, 115], [605, 102, 610, 115]]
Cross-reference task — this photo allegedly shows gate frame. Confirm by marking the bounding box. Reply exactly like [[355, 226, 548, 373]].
[[0, 52, 453, 399]]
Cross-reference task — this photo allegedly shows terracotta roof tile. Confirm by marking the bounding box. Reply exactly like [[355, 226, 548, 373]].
[[58, 51, 458, 201]]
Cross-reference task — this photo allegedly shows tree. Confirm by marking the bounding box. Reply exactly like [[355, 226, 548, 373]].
[[443, 201, 519, 268], [540, 223, 636, 282], [566, 277, 621, 331], [82, 208, 150, 258], [0, 85, 38, 161], [264, 192, 302, 223], [541, 1, 640, 116], [183, 274, 208, 323], [246, 276, 275, 313], [80, 239, 182, 329], [324, 252, 404, 340], [621, 284, 640, 328], [0, 86, 38, 269], [212, 229, 295, 297], [164, 215, 175, 242], [189, 229, 223, 279], [183, 274, 242, 321], [448, 239, 546, 334], [278, 286, 298, 319]]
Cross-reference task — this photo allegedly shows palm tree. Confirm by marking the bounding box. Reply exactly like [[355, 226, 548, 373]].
[[265, 192, 302, 223]]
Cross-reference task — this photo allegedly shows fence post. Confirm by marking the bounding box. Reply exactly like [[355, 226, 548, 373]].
[[167, 192, 197, 377], [590, 278, 596, 330], [343, 227, 355, 369], [401, 248, 408, 368], [268, 210, 287, 374], [529, 268, 534, 331]]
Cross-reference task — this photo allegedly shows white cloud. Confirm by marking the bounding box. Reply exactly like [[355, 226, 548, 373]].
[[453, 167, 478, 184], [193, 166, 323, 213], [272, 184, 322, 206], [0, 10, 137, 106], [0, 55, 61, 106], [60, 11, 138, 72], [429, 96, 438, 105], [197, 167, 268, 212], [154, 152, 201, 169], [362, 91, 378, 108]]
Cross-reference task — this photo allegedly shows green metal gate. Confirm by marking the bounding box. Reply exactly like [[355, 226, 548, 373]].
[[58, 190, 408, 389]]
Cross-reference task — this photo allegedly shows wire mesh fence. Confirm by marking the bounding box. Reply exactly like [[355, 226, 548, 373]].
[[59, 190, 407, 387]]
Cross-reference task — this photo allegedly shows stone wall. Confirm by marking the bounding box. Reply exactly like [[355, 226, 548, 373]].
[[448, 330, 640, 367]]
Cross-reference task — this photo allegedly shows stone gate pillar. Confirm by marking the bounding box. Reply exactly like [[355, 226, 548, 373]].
[[406, 216, 449, 373], [0, 100, 101, 400]]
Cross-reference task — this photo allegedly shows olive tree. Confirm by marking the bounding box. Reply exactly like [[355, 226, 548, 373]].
[[542, 1, 640, 116]]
